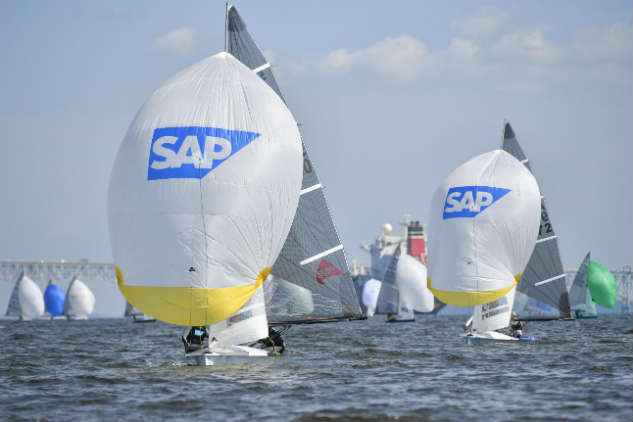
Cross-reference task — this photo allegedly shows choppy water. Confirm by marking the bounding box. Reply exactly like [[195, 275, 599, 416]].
[[1, 315, 631, 421]]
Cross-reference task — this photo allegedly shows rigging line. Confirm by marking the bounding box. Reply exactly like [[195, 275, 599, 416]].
[[252, 63, 271, 74], [534, 274, 566, 287], [299, 245, 344, 266], [536, 235, 557, 244], [300, 184, 322, 195]]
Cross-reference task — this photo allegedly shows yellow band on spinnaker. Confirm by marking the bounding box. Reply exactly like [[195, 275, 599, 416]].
[[427, 275, 521, 307], [115, 266, 271, 326]]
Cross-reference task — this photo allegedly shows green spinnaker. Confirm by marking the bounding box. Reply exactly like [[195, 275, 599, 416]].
[[588, 261, 617, 308]]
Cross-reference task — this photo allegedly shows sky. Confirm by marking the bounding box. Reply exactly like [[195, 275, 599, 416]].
[[0, 1, 631, 316]]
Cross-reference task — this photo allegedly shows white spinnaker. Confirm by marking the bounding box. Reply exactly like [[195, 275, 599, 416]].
[[63, 279, 95, 318], [427, 150, 541, 307], [361, 278, 382, 316], [395, 255, 434, 313], [6, 275, 45, 319], [108, 52, 303, 328], [472, 287, 517, 333]]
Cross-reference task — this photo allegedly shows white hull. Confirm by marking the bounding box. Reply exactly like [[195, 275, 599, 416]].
[[464, 331, 534, 344], [185, 344, 270, 366]]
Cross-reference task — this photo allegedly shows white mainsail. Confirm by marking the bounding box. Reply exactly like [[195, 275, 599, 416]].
[[471, 287, 517, 333], [6, 273, 45, 320], [108, 51, 303, 351], [62, 278, 95, 320]]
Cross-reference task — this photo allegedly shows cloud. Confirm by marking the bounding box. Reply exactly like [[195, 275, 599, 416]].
[[574, 23, 632, 61], [455, 7, 508, 38], [153, 27, 196, 55], [321, 35, 432, 79], [447, 37, 480, 60], [493, 29, 559, 62]]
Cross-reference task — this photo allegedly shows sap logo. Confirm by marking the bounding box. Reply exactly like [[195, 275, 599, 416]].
[[147, 126, 260, 181], [443, 186, 510, 219]]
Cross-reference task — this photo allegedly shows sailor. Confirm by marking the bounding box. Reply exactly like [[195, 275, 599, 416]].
[[249, 326, 286, 355], [182, 326, 208, 353], [508, 313, 524, 338]]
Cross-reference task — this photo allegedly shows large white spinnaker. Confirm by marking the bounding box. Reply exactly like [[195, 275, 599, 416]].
[[395, 255, 434, 313], [108, 52, 303, 335], [427, 150, 541, 307], [6, 273, 45, 320], [62, 278, 95, 320]]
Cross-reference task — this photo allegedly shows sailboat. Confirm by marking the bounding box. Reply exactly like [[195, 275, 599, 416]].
[[427, 149, 541, 343], [5, 272, 45, 320], [501, 122, 572, 320], [379, 245, 434, 322], [108, 46, 304, 366], [43, 280, 65, 319], [569, 253, 617, 318], [569, 252, 597, 318], [62, 277, 95, 320], [225, 3, 363, 326]]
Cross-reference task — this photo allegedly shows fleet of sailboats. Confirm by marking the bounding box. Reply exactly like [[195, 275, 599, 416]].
[[0, 5, 624, 363]]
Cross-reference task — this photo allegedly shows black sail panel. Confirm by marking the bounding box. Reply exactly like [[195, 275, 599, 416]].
[[502, 122, 571, 318], [226, 4, 362, 324]]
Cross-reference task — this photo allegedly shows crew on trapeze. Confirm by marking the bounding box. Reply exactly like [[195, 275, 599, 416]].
[[182, 326, 286, 355]]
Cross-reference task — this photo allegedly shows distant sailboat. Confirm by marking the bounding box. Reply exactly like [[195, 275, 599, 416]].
[[6, 272, 45, 320], [225, 3, 362, 326], [569, 252, 597, 318], [62, 277, 95, 320], [43, 280, 65, 319], [108, 50, 304, 365], [124, 302, 156, 323], [570, 253, 617, 318], [427, 150, 541, 343], [501, 122, 572, 320], [361, 278, 382, 317]]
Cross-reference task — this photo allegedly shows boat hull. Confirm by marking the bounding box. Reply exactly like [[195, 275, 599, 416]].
[[464, 331, 534, 344], [386, 318, 415, 323], [184, 345, 270, 366]]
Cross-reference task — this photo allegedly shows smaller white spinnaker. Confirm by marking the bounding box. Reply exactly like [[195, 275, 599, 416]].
[[427, 150, 541, 307], [6, 273, 45, 320], [395, 255, 434, 313], [62, 278, 96, 320], [361, 279, 382, 317]]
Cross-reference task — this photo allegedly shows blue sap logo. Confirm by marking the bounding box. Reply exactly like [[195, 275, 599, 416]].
[[147, 126, 260, 180], [442, 186, 511, 219]]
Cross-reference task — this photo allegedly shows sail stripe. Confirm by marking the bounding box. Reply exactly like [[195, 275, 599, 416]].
[[536, 235, 557, 244], [300, 184, 323, 195], [299, 245, 344, 266], [252, 63, 271, 74], [116, 266, 271, 326], [427, 275, 521, 307], [534, 273, 566, 287]]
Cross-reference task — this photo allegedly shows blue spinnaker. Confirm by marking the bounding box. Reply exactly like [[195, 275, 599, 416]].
[[44, 284, 65, 316]]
